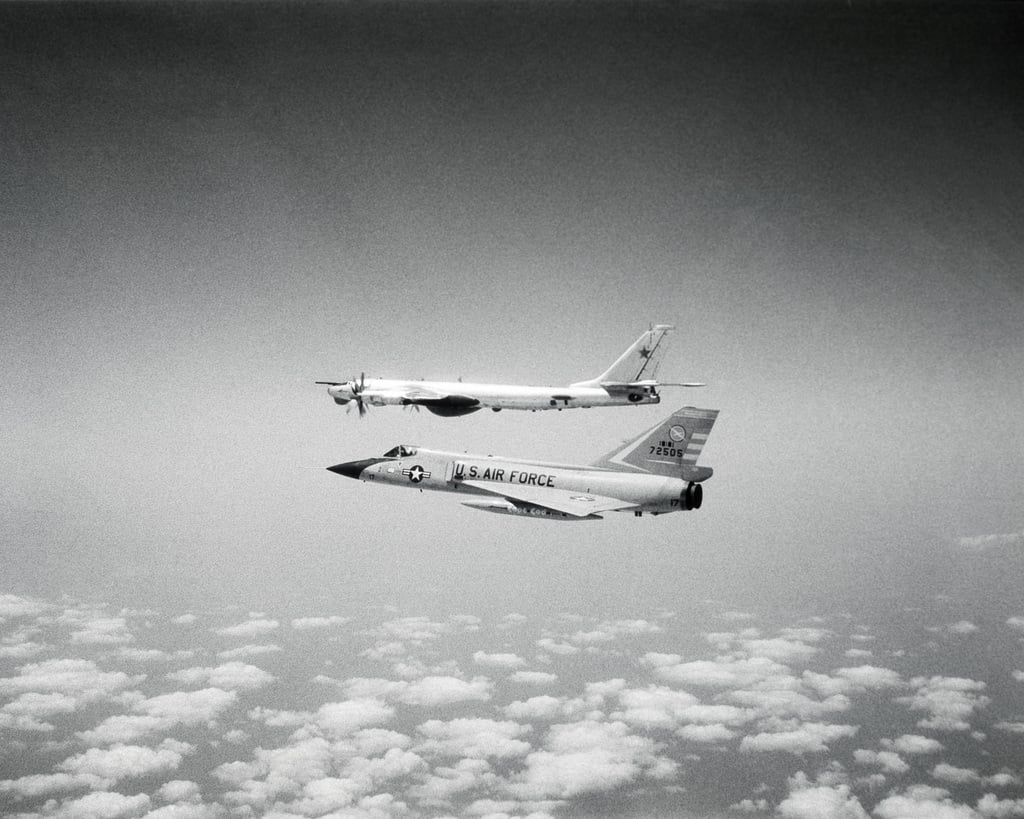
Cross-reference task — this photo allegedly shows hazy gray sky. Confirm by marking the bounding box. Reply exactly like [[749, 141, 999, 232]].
[[2, 3, 1024, 817]]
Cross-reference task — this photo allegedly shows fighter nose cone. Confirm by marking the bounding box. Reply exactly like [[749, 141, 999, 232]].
[[326, 459, 374, 480]]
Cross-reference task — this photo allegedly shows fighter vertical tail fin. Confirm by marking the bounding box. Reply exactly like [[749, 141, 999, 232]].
[[591, 406, 719, 480], [571, 325, 673, 387]]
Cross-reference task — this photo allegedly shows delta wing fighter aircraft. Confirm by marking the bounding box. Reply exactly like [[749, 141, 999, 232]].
[[317, 325, 703, 417], [327, 406, 719, 520]]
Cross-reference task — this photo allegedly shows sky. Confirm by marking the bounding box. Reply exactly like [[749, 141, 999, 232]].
[[2, 2, 1024, 817]]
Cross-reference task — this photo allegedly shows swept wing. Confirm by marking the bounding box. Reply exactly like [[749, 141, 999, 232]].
[[460, 480, 637, 517]]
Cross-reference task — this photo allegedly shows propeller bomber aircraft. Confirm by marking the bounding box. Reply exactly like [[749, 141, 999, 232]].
[[317, 325, 703, 417], [327, 405, 719, 520]]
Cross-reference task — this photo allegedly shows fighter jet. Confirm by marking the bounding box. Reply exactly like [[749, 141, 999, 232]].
[[327, 406, 719, 520], [316, 325, 703, 417]]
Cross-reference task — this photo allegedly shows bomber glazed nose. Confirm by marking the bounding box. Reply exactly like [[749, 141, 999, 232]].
[[326, 458, 382, 480]]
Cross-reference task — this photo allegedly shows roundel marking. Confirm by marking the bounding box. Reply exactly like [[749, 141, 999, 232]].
[[403, 465, 430, 483], [669, 425, 687, 442]]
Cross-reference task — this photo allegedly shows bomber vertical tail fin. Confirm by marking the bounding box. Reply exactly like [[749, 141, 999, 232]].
[[571, 325, 673, 387], [591, 406, 719, 480]]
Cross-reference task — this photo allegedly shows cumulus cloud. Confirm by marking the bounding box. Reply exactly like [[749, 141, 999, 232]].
[[216, 644, 281, 660], [1, 690, 80, 731], [646, 655, 789, 689], [68, 616, 134, 646], [80, 687, 238, 744], [503, 695, 571, 722], [57, 739, 193, 786], [508, 719, 677, 800], [956, 532, 1024, 552], [42, 790, 152, 818], [884, 734, 945, 755], [508, 671, 557, 686], [853, 748, 909, 774], [0, 658, 142, 699], [376, 616, 452, 642], [166, 662, 274, 691], [212, 618, 279, 638], [777, 771, 869, 819], [740, 722, 859, 755], [0, 593, 53, 619], [473, 651, 527, 669], [874, 785, 978, 819], [401, 676, 492, 707], [900, 676, 990, 732], [535, 638, 580, 656], [291, 616, 350, 630], [0, 772, 103, 800], [1007, 617, 1024, 633], [415, 718, 532, 759], [315, 698, 396, 737]]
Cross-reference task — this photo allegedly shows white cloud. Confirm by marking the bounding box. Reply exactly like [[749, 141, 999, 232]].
[[946, 620, 980, 635], [291, 616, 350, 630], [171, 614, 197, 625], [957, 532, 1024, 552], [508, 720, 677, 800], [874, 785, 979, 819], [885, 734, 945, 755], [473, 651, 526, 669], [977, 794, 1024, 817], [648, 655, 789, 688], [740, 723, 859, 754], [377, 616, 452, 642], [416, 718, 532, 759], [136, 687, 238, 723], [933, 763, 982, 784], [1, 690, 79, 731], [81, 687, 238, 744], [316, 698, 395, 737], [0, 771, 103, 799], [212, 618, 279, 638], [508, 671, 558, 686], [853, 748, 909, 774], [156, 779, 202, 803], [0, 658, 142, 699], [994, 721, 1024, 734], [58, 740, 193, 785], [46, 790, 152, 819], [141, 803, 224, 819], [677, 723, 737, 743], [69, 616, 134, 645], [900, 676, 990, 732], [503, 695, 572, 722], [400, 676, 492, 707], [1008, 617, 1024, 633], [216, 644, 282, 660], [777, 772, 869, 819], [741, 637, 818, 663], [0, 593, 53, 619], [167, 661, 274, 691], [535, 638, 580, 656]]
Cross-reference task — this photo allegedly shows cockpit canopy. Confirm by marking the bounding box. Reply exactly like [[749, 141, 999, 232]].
[[382, 445, 418, 458]]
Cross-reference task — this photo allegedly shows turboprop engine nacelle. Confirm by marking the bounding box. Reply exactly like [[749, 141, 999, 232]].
[[681, 482, 703, 511]]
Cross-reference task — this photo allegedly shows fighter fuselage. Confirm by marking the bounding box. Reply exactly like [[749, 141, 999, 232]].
[[331, 448, 691, 515]]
